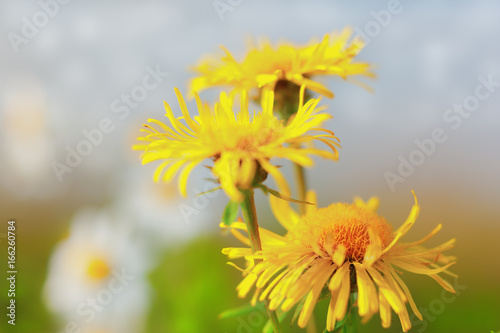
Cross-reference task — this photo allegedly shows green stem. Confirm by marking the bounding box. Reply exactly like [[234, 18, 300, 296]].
[[294, 163, 307, 215], [342, 292, 359, 333], [265, 301, 282, 333], [240, 189, 282, 333], [240, 189, 262, 253], [275, 87, 309, 217]]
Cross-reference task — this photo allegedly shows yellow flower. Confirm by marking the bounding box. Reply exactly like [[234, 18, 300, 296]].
[[133, 88, 339, 202], [189, 28, 374, 99], [222, 192, 456, 332]]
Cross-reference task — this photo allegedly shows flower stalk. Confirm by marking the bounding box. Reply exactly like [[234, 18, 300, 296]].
[[342, 292, 360, 333], [239, 189, 262, 254], [275, 84, 315, 216], [240, 189, 282, 333]]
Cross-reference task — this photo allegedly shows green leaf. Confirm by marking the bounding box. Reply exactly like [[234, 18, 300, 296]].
[[221, 200, 239, 226], [219, 303, 265, 319], [256, 184, 314, 205], [258, 184, 269, 195]]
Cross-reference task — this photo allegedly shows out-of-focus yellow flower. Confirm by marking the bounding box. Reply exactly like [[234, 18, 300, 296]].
[[133, 88, 339, 202], [189, 28, 374, 99], [222, 192, 456, 332]]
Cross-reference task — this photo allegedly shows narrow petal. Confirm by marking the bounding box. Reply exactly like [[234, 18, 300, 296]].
[[379, 292, 392, 328], [389, 267, 423, 320], [333, 265, 351, 320], [392, 259, 455, 275], [326, 289, 340, 331], [298, 262, 335, 327], [174, 87, 199, 131], [354, 264, 378, 317], [329, 262, 348, 291], [178, 160, 199, 197]]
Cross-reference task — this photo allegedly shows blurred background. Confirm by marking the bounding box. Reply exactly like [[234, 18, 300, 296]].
[[0, 0, 499, 332]]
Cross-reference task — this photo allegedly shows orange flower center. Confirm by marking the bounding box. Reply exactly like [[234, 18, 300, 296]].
[[292, 203, 393, 262]]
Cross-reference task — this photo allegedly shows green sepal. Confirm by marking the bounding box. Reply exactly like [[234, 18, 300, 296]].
[[263, 309, 287, 333], [323, 313, 348, 333], [290, 298, 306, 327], [319, 285, 331, 302], [256, 184, 313, 205], [195, 186, 222, 197], [203, 177, 219, 184]]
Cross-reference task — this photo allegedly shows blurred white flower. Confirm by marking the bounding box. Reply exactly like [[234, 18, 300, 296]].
[[113, 166, 217, 251], [0, 81, 58, 198], [43, 207, 152, 333]]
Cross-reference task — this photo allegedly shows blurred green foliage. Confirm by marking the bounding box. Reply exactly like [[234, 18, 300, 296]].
[[1, 230, 499, 332], [145, 236, 500, 333]]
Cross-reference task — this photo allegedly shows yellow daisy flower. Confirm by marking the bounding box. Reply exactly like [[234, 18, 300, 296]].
[[189, 28, 374, 100], [133, 88, 340, 202], [222, 192, 456, 331]]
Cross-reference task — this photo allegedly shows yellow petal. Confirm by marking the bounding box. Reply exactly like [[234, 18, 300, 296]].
[[258, 158, 291, 198], [354, 264, 378, 317], [269, 190, 300, 230], [329, 262, 348, 291], [332, 244, 346, 266], [333, 265, 350, 320], [379, 292, 392, 328], [178, 160, 199, 197], [174, 87, 199, 131], [326, 289, 339, 331], [297, 261, 335, 327], [389, 267, 423, 320]]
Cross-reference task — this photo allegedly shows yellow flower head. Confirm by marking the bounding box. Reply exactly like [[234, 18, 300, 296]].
[[222, 192, 456, 332], [133, 88, 340, 202], [189, 28, 374, 100]]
